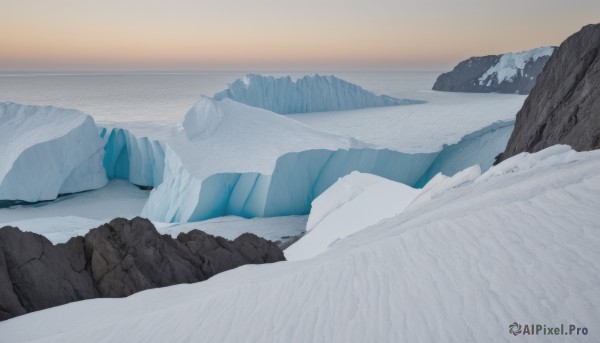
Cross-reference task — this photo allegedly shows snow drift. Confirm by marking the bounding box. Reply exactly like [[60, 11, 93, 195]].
[[2, 147, 598, 342], [285, 172, 421, 261], [214, 74, 424, 114], [0, 102, 107, 202]]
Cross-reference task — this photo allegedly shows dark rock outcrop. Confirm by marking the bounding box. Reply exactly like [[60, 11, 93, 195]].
[[433, 47, 554, 94], [0, 217, 284, 320], [497, 24, 600, 163]]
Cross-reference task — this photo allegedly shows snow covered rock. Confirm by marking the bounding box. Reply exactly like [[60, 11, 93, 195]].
[[433, 47, 554, 94], [285, 172, 421, 261], [0, 102, 107, 202], [214, 74, 424, 114], [498, 24, 600, 163], [2, 147, 598, 341]]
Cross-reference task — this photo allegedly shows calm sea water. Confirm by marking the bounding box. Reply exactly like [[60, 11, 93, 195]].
[[0, 71, 443, 123]]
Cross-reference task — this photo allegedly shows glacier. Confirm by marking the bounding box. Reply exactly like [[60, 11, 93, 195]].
[[0, 102, 107, 203], [2, 147, 598, 342], [0, 96, 514, 222], [213, 74, 425, 114], [479, 46, 555, 85], [97, 95, 515, 222]]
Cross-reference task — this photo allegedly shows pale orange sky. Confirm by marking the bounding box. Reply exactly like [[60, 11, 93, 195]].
[[1, 0, 599, 71]]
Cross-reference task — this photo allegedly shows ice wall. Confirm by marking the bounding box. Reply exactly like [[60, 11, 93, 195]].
[[0, 102, 107, 202], [214, 74, 424, 114], [415, 120, 514, 187], [142, 147, 437, 222], [100, 127, 165, 187], [97, 119, 514, 222]]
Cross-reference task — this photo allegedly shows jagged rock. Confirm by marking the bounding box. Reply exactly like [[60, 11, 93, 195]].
[[0, 217, 285, 320], [177, 231, 285, 274], [498, 24, 600, 162], [433, 47, 554, 94], [83, 217, 207, 298], [0, 228, 97, 320]]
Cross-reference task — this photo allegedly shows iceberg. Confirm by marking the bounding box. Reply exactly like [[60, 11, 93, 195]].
[[99, 97, 514, 222], [0, 80, 515, 221], [214, 74, 424, 114], [0, 102, 107, 203]]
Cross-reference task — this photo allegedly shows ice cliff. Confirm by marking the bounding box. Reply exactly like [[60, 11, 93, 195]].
[[0, 102, 107, 202], [104, 96, 514, 222], [214, 74, 424, 114]]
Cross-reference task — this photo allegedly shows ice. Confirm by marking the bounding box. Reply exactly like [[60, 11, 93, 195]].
[[213, 74, 424, 114], [285, 172, 421, 261], [479, 46, 555, 85], [102, 106, 514, 222], [2, 147, 598, 342], [0, 102, 107, 202]]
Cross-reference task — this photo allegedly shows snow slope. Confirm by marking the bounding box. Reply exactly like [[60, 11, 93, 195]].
[[213, 74, 424, 114], [285, 172, 421, 261], [0, 102, 107, 202], [479, 46, 555, 85], [1, 146, 598, 342]]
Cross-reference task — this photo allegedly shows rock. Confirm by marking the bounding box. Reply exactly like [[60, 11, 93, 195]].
[[83, 217, 207, 298], [0, 217, 285, 320], [0, 227, 97, 319], [177, 231, 284, 275], [433, 47, 554, 94], [498, 24, 600, 162]]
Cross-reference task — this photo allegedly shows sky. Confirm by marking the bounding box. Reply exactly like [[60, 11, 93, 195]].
[[1, 0, 599, 71]]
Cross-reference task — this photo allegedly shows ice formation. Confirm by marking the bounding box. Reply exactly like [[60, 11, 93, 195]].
[[479, 46, 555, 85], [99, 99, 514, 222], [2, 147, 598, 342], [0, 102, 107, 202], [285, 172, 421, 261], [214, 74, 424, 114]]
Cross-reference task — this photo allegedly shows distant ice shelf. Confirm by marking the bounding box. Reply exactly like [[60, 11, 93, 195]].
[[214, 74, 425, 114]]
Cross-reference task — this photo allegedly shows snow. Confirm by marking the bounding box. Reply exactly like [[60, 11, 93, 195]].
[[155, 215, 307, 243], [0, 102, 107, 202], [479, 46, 555, 85], [213, 74, 424, 114], [289, 93, 524, 153], [0, 180, 149, 227], [2, 147, 598, 342], [285, 172, 421, 261]]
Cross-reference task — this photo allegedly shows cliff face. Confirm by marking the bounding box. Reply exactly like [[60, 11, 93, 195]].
[[0, 217, 285, 321], [433, 47, 554, 94], [498, 24, 600, 163]]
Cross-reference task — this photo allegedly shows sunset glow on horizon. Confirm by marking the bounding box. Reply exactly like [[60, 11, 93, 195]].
[[1, 0, 599, 71]]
